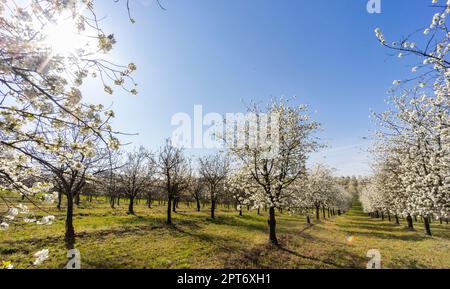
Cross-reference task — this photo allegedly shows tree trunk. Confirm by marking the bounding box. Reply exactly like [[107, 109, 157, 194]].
[[65, 193, 75, 249], [306, 214, 311, 225], [268, 207, 278, 245], [322, 206, 326, 219], [406, 214, 414, 230], [75, 193, 80, 206], [211, 199, 216, 219], [423, 215, 432, 236], [381, 212, 384, 221], [395, 215, 400, 225], [128, 195, 135, 215], [387, 212, 391, 222], [239, 208, 243, 216], [196, 198, 201, 212], [57, 191, 62, 210], [147, 192, 152, 208], [338, 209, 341, 216], [172, 196, 177, 213], [167, 194, 172, 225], [316, 206, 320, 220]]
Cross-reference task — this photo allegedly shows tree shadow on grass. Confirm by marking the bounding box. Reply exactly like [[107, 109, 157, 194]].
[[225, 232, 367, 269], [338, 223, 402, 233], [169, 224, 252, 254], [175, 213, 268, 232], [336, 219, 433, 242], [387, 257, 429, 269], [341, 229, 427, 242], [277, 246, 352, 268]]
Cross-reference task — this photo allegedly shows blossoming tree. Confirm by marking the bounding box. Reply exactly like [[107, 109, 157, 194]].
[[372, 0, 450, 235], [225, 98, 321, 245], [1, 0, 138, 252]]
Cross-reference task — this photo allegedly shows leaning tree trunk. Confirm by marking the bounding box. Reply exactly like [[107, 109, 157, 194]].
[[406, 214, 414, 230], [65, 193, 75, 249], [268, 207, 278, 245], [423, 215, 432, 236]]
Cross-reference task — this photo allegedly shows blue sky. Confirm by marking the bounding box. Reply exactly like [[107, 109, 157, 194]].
[[83, 0, 432, 176]]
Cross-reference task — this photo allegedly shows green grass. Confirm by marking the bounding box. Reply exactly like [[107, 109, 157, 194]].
[[1, 198, 449, 269]]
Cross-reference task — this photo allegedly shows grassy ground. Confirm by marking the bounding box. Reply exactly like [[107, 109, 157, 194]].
[[1, 198, 449, 269]]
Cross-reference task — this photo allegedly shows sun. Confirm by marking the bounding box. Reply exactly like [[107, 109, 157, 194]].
[[45, 17, 79, 56], [42, 13, 96, 57]]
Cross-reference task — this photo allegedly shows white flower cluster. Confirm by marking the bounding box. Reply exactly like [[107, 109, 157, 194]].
[[374, 28, 386, 44], [33, 249, 49, 266], [0, 201, 55, 229], [1, 248, 50, 269]]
